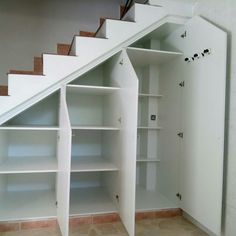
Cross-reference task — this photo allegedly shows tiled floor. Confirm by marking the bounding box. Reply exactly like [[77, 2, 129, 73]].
[[0, 216, 208, 236]]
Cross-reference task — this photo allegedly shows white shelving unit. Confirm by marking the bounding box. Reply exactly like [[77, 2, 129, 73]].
[[0, 18, 227, 236]]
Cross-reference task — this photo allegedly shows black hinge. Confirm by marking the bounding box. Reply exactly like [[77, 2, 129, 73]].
[[179, 81, 185, 87], [177, 132, 183, 138], [176, 193, 182, 200]]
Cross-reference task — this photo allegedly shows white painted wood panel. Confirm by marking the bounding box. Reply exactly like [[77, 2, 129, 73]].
[[106, 51, 138, 236], [57, 87, 71, 236], [164, 16, 227, 235]]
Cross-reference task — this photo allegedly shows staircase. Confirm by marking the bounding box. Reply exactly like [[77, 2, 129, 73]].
[[0, 1, 191, 124]]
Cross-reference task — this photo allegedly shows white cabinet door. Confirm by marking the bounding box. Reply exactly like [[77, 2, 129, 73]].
[[165, 16, 227, 235], [57, 87, 72, 236], [107, 51, 138, 236]]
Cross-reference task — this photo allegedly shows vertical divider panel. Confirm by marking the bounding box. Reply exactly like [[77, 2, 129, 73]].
[[105, 50, 138, 236], [57, 87, 72, 236]]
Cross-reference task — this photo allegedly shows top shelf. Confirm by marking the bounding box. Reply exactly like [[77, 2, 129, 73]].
[[126, 47, 183, 66], [0, 126, 59, 131], [67, 85, 120, 95]]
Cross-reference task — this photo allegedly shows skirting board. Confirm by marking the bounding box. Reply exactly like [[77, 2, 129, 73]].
[[0, 208, 182, 233]]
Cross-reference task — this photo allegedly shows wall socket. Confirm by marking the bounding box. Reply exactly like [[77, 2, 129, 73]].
[[151, 115, 157, 121]]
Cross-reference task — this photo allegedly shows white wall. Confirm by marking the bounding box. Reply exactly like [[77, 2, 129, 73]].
[[170, 0, 236, 235], [0, 0, 123, 85]]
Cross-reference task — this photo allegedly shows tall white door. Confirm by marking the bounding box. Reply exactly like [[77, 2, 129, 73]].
[[164, 16, 227, 235], [107, 51, 138, 236], [57, 87, 72, 236]]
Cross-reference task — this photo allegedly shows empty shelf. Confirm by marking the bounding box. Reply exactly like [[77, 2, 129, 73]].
[[136, 186, 178, 211], [127, 47, 182, 66], [0, 190, 56, 221], [72, 126, 120, 130], [67, 85, 120, 95], [70, 187, 117, 216], [0, 156, 58, 174], [71, 156, 118, 172]]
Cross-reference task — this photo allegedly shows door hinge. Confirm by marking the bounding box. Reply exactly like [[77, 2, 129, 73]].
[[177, 132, 183, 138], [176, 193, 182, 200], [179, 81, 185, 87]]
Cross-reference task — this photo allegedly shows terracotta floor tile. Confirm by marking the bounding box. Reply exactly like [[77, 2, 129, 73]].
[[0, 216, 209, 236]]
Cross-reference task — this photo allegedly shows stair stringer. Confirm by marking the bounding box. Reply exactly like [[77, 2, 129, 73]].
[[0, 7, 189, 124]]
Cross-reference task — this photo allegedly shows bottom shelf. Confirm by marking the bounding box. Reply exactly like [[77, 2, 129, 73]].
[[0, 190, 56, 221], [136, 186, 178, 211], [70, 187, 117, 216]]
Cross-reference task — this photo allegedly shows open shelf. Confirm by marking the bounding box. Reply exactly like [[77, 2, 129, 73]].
[[127, 47, 182, 66], [0, 126, 59, 130], [71, 156, 118, 172], [67, 84, 120, 95], [0, 173, 57, 221], [3, 91, 59, 127], [70, 187, 117, 216], [0, 156, 57, 174], [136, 186, 178, 211], [0, 190, 56, 221], [72, 126, 120, 130], [139, 93, 163, 98]]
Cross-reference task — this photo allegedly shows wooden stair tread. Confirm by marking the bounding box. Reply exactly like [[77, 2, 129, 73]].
[[9, 70, 43, 75], [0, 85, 8, 96], [80, 31, 95, 37], [57, 44, 70, 55]]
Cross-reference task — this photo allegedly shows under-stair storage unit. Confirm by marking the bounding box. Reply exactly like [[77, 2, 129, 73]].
[[0, 12, 227, 236]]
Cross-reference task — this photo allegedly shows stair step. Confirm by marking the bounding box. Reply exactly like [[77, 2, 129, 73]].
[[34, 57, 43, 74], [9, 70, 42, 75], [80, 31, 95, 37], [57, 43, 70, 55], [100, 17, 118, 25], [0, 86, 8, 96]]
